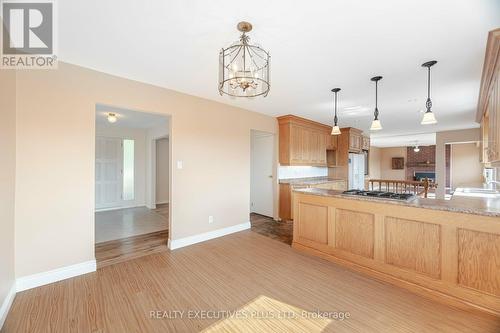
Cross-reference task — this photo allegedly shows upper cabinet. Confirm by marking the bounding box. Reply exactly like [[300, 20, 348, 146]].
[[362, 136, 370, 151], [278, 115, 369, 169], [342, 127, 365, 153], [478, 29, 500, 166], [278, 115, 331, 166]]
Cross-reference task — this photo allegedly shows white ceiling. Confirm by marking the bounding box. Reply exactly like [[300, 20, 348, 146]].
[[61, 0, 500, 146], [95, 104, 169, 129]]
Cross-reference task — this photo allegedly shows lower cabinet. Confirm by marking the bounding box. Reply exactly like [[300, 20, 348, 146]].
[[293, 192, 500, 316]]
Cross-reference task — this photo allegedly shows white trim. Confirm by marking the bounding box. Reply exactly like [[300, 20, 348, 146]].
[[168, 222, 250, 250], [155, 200, 169, 205], [95, 204, 145, 213], [16, 260, 96, 292], [0, 284, 16, 330]]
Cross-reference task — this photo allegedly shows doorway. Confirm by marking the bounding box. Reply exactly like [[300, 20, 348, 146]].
[[94, 104, 171, 267], [250, 130, 275, 217]]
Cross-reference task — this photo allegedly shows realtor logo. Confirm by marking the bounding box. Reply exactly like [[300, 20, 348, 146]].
[[1, 0, 57, 68]]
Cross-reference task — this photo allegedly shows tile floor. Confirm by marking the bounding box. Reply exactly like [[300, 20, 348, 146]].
[[95, 204, 169, 243]]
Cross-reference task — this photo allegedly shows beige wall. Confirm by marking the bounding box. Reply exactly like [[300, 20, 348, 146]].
[[451, 142, 482, 189], [366, 146, 381, 179], [436, 128, 480, 199], [0, 70, 16, 313], [379, 147, 407, 180], [14, 62, 277, 277]]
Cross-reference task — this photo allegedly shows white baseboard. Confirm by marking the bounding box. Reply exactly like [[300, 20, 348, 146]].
[[95, 204, 145, 213], [168, 222, 250, 250], [156, 200, 169, 205], [16, 260, 97, 292], [0, 284, 16, 330]]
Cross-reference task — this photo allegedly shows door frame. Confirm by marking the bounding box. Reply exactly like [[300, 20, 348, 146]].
[[250, 129, 279, 220]]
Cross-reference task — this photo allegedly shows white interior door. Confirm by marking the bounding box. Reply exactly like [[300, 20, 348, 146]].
[[95, 137, 123, 209], [250, 131, 274, 217]]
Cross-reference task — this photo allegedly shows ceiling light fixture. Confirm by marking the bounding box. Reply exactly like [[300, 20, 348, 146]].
[[414, 141, 420, 152], [107, 113, 117, 123], [218, 21, 270, 98], [421, 60, 438, 125], [370, 76, 383, 131], [331, 88, 341, 135]]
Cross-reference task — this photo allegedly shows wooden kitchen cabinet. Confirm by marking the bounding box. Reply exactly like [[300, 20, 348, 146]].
[[361, 136, 370, 151], [340, 127, 363, 153], [278, 115, 331, 166], [326, 133, 338, 150], [478, 28, 500, 166]]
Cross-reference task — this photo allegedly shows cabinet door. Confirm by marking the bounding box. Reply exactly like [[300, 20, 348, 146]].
[[489, 79, 499, 163], [349, 133, 361, 152], [327, 133, 338, 150], [290, 125, 310, 164], [279, 184, 292, 220], [494, 79, 500, 164], [318, 132, 327, 165], [289, 124, 302, 164], [362, 136, 370, 151], [309, 130, 320, 164]]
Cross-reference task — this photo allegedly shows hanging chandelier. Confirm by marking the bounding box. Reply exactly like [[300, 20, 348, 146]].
[[218, 21, 270, 98], [370, 76, 383, 131], [331, 88, 341, 135], [421, 60, 438, 125]]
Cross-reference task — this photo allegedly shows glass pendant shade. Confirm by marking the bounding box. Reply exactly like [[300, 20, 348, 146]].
[[370, 119, 382, 131], [421, 111, 437, 125], [331, 125, 341, 135], [107, 113, 117, 123], [218, 22, 270, 98]]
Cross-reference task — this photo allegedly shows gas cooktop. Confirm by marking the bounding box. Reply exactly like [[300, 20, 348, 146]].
[[342, 190, 417, 202]]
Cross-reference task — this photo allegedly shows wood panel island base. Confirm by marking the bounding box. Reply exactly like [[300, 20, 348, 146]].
[[292, 189, 500, 316]]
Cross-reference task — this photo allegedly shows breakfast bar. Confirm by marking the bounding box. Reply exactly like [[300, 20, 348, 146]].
[[292, 188, 500, 315]]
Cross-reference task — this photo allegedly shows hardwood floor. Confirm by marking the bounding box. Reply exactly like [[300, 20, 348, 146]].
[[95, 230, 169, 268], [4, 230, 499, 332]]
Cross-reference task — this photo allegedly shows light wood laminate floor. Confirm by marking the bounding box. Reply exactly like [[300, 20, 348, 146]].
[[4, 230, 499, 332]]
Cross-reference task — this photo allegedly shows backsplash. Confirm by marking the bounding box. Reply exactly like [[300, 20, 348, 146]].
[[278, 166, 328, 179]]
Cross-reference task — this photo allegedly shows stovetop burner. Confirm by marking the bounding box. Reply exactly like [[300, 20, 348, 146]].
[[342, 190, 416, 201]]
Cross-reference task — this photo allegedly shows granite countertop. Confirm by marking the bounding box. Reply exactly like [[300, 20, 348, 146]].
[[293, 187, 500, 218], [279, 176, 345, 186]]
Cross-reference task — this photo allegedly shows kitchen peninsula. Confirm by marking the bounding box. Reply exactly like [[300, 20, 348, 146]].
[[292, 188, 500, 315]]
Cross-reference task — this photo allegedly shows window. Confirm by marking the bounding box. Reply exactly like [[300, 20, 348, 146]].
[[122, 139, 134, 201]]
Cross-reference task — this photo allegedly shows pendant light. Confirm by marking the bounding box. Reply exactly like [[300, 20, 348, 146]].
[[107, 113, 117, 123], [421, 60, 438, 125], [414, 141, 420, 152], [218, 21, 270, 98], [370, 76, 383, 131], [331, 88, 341, 135]]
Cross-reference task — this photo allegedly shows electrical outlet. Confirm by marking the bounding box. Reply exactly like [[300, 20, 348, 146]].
[[208, 216, 214, 224]]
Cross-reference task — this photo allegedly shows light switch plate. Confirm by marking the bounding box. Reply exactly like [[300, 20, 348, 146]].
[[177, 160, 183, 169]]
